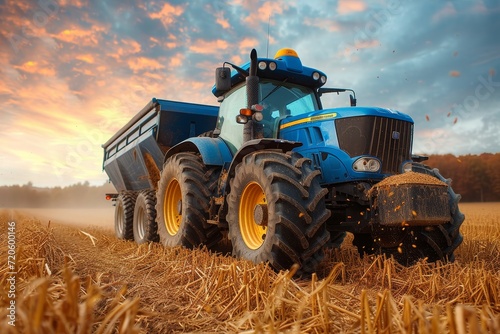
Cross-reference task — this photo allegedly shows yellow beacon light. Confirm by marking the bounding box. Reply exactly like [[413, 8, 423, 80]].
[[274, 48, 299, 59]]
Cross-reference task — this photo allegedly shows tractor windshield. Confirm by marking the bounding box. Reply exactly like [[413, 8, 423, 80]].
[[217, 79, 319, 153], [258, 80, 319, 119]]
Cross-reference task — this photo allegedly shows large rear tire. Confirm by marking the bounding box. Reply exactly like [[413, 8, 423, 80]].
[[133, 190, 159, 243], [366, 166, 464, 265], [227, 151, 331, 276], [115, 191, 137, 240], [156, 153, 222, 248]]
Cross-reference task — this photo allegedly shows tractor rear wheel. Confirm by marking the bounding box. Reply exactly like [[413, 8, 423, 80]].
[[115, 191, 137, 240], [227, 151, 331, 276], [369, 165, 464, 265], [133, 190, 159, 243], [156, 153, 222, 248]]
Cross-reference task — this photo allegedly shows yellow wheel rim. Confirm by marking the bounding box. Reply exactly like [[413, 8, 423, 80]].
[[239, 182, 268, 250], [164, 178, 182, 236]]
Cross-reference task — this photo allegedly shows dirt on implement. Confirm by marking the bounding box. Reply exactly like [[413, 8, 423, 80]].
[[1, 205, 499, 333], [373, 171, 448, 188]]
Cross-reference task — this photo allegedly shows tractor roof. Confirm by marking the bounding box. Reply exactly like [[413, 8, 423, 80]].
[[212, 48, 328, 97]]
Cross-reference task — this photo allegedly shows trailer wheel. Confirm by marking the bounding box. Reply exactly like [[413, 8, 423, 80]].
[[156, 153, 222, 248], [115, 191, 137, 240], [371, 166, 464, 265], [133, 190, 159, 243], [227, 151, 331, 276]]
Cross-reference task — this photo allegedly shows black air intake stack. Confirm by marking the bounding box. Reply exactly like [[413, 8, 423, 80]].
[[244, 49, 259, 142]]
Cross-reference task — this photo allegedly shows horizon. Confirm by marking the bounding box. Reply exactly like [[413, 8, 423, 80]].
[[1, 0, 499, 188], [1, 152, 498, 189]]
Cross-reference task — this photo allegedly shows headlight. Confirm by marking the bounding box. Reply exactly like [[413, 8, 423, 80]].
[[402, 161, 413, 173], [353, 157, 381, 172]]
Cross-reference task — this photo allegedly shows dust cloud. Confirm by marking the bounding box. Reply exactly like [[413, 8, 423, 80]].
[[17, 207, 114, 231]]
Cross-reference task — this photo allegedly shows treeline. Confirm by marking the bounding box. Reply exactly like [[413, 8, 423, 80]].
[[0, 153, 498, 207], [425, 153, 500, 202], [0, 181, 116, 208]]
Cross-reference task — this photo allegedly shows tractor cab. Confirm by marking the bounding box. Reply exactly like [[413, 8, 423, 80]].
[[213, 48, 349, 153]]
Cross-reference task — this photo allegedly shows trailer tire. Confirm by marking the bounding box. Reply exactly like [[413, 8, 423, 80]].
[[227, 151, 331, 276], [371, 165, 464, 265], [133, 190, 159, 243], [115, 191, 137, 240], [156, 153, 222, 248]]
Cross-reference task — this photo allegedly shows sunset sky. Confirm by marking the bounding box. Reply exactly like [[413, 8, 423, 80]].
[[0, 0, 499, 187]]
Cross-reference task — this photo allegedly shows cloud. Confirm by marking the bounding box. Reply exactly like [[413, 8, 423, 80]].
[[432, 2, 457, 22], [303, 17, 341, 32], [215, 12, 230, 29], [127, 57, 165, 72], [189, 39, 229, 54], [149, 2, 184, 28], [337, 0, 366, 15], [52, 24, 108, 46]]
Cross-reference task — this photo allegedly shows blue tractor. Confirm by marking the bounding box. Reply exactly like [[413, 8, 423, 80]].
[[103, 48, 464, 275]]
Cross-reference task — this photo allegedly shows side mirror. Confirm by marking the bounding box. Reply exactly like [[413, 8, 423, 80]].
[[215, 67, 231, 92], [350, 94, 357, 107]]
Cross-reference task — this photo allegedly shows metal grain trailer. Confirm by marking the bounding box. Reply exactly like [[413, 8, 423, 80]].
[[102, 98, 218, 243]]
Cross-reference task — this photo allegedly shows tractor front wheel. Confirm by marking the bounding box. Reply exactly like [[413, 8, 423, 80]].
[[156, 153, 222, 248], [227, 151, 331, 276]]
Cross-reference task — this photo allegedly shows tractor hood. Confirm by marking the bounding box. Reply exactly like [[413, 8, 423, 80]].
[[279, 106, 413, 131]]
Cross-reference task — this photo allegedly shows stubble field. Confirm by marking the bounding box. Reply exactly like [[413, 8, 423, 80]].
[[0, 202, 499, 333]]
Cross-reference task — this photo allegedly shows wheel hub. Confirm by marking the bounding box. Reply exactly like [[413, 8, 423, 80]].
[[253, 204, 268, 226], [176, 199, 182, 215]]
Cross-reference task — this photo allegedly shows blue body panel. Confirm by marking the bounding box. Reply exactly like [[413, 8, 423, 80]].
[[279, 107, 413, 184], [102, 98, 219, 192]]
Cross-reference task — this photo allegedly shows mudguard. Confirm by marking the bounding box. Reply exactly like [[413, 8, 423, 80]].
[[164, 137, 233, 167], [227, 138, 302, 180]]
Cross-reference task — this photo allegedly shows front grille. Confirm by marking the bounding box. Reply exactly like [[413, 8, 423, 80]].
[[335, 116, 412, 174]]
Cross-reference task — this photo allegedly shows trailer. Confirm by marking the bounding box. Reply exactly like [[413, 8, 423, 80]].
[[102, 98, 218, 243], [102, 98, 218, 192]]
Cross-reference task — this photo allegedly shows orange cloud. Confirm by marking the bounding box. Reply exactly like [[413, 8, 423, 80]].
[[239, 37, 259, 54], [189, 39, 229, 54], [127, 57, 165, 72], [108, 39, 142, 60], [244, 1, 288, 24], [15, 61, 56, 76], [53, 25, 108, 46], [59, 0, 88, 7], [216, 13, 230, 29], [449, 70, 461, 77], [168, 53, 185, 67], [76, 54, 95, 64], [337, 0, 366, 15], [150, 3, 184, 27]]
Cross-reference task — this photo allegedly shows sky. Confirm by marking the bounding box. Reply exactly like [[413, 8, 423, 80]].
[[0, 0, 499, 187]]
